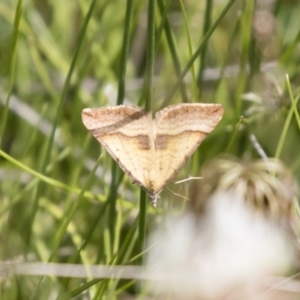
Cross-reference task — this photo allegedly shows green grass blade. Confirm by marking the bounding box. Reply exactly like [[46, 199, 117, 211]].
[[162, 0, 236, 106], [275, 75, 300, 159], [117, 0, 134, 105], [197, 0, 213, 94], [31, 155, 101, 298], [157, 0, 188, 103], [25, 0, 97, 250], [0, 0, 22, 149]]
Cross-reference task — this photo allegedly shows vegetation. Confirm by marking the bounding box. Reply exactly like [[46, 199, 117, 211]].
[[0, 0, 300, 298]]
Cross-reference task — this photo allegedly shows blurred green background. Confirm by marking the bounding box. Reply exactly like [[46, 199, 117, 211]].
[[1, 0, 300, 298]]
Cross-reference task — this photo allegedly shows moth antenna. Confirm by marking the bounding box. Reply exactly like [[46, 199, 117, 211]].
[[165, 187, 190, 201], [174, 176, 203, 184]]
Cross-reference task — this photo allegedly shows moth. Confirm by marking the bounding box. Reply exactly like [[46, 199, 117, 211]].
[[82, 103, 223, 206]]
